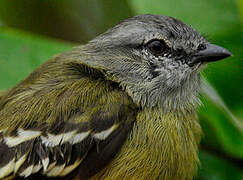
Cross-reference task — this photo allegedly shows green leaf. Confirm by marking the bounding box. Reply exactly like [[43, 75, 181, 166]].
[[129, 0, 240, 37], [237, 0, 243, 27], [197, 150, 243, 180], [200, 79, 243, 158], [0, 28, 72, 90], [0, 0, 134, 43]]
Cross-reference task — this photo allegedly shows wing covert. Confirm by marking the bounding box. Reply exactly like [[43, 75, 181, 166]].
[[0, 103, 136, 180], [0, 60, 137, 179]]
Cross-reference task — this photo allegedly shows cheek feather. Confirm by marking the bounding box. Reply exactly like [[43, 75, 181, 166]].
[[124, 46, 201, 108]]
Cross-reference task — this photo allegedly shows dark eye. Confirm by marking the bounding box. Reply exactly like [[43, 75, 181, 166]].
[[197, 44, 206, 51], [147, 40, 166, 55]]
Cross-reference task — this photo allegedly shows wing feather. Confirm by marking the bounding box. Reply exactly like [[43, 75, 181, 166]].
[[0, 60, 137, 179], [0, 112, 135, 179]]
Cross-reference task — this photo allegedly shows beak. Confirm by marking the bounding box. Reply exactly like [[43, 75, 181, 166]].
[[189, 44, 233, 66]]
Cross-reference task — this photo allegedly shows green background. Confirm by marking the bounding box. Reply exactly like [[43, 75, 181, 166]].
[[0, 0, 242, 179]]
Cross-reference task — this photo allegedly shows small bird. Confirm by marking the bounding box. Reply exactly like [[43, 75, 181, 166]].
[[0, 14, 232, 180]]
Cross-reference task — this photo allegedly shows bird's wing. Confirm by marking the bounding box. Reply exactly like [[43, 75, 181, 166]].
[[0, 59, 137, 179]]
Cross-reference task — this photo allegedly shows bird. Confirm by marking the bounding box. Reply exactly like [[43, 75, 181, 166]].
[[0, 14, 232, 180]]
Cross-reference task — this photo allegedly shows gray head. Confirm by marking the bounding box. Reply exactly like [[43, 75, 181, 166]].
[[73, 14, 232, 110]]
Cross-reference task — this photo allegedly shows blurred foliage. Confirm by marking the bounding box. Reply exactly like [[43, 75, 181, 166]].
[[0, 0, 133, 43], [0, 0, 242, 179], [0, 29, 72, 89], [197, 151, 242, 180]]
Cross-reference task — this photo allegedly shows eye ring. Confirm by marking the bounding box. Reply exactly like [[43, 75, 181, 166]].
[[146, 39, 166, 55]]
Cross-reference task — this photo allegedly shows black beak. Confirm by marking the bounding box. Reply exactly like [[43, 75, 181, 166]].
[[189, 44, 232, 66]]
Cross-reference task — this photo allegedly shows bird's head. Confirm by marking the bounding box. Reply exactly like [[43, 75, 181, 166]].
[[74, 14, 232, 110]]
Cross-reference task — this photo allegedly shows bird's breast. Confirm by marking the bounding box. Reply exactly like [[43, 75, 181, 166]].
[[91, 108, 202, 180]]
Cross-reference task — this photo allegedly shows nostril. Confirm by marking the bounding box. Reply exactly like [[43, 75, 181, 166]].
[[197, 44, 206, 51]]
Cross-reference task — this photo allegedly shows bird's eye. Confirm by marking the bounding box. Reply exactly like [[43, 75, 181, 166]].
[[147, 40, 166, 55]]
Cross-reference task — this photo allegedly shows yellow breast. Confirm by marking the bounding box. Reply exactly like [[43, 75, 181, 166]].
[[91, 107, 202, 180]]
